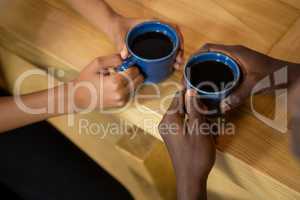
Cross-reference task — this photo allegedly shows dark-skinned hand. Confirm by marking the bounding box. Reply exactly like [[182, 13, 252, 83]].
[[159, 89, 216, 200], [197, 43, 300, 113]]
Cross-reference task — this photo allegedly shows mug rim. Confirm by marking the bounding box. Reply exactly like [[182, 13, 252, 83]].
[[125, 21, 180, 62], [184, 52, 241, 96]]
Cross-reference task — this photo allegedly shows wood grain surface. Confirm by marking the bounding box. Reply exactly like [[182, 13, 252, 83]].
[[0, 0, 300, 199]]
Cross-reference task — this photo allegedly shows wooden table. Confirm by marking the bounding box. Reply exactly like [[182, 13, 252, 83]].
[[0, 0, 300, 199]]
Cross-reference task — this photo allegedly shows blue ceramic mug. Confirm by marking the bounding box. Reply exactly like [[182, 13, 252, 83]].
[[184, 52, 241, 102], [117, 21, 180, 83]]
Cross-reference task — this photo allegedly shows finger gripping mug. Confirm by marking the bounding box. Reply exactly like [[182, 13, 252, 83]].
[[117, 21, 180, 83]]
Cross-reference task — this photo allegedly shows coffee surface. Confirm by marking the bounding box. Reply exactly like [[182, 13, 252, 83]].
[[131, 32, 173, 59], [189, 61, 235, 92]]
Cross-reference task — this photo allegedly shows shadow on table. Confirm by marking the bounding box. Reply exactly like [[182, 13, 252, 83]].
[[214, 96, 282, 191]]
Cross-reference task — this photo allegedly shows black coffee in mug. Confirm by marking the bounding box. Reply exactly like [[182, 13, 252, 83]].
[[190, 61, 235, 93], [184, 52, 241, 115], [131, 32, 174, 59]]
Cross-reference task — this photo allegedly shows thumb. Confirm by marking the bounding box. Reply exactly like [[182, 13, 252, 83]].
[[114, 32, 128, 59], [120, 43, 129, 59], [165, 90, 185, 117], [185, 89, 207, 120], [87, 54, 122, 73], [220, 77, 255, 113]]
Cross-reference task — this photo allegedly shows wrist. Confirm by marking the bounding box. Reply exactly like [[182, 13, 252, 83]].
[[50, 84, 73, 115], [69, 80, 92, 112], [53, 81, 88, 115], [176, 175, 208, 200]]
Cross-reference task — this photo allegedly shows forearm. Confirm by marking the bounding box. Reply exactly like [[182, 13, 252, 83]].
[[0, 84, 70, 133], [287, 62, 300, 87], [66, 0, 120, 36]]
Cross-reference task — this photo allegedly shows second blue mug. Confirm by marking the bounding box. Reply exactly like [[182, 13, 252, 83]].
[[184, 52, 241, 103], [118, 21, 180, 83]]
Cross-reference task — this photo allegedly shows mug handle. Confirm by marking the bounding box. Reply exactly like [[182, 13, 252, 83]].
[[117, 56, 137, 72]]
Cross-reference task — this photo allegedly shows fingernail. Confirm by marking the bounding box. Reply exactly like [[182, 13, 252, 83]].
[[121, 51, 127, 59], [176, 56, 183, 63], [187, 89, 197, 96], [174, 63, 180, 70], [178, 84, 184, 91]]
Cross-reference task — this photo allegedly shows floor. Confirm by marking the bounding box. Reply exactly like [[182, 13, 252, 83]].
[[0, 89, 133, 200]]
